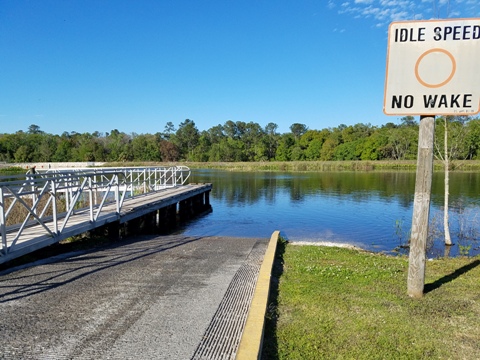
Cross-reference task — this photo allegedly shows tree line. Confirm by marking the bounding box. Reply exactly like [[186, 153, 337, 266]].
[[1, 116, 480, 163]]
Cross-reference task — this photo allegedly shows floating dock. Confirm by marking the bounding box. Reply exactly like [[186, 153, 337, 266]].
[[0, 166, 212, 264]]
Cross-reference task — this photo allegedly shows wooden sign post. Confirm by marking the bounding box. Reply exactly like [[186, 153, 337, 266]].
[[407, 115, 435, 298], [384, 18, 480, 297]]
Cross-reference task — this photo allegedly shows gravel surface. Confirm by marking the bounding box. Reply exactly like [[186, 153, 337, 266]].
[[0, 234, 267, 359]]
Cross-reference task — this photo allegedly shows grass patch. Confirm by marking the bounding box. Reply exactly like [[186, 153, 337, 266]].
[[263, 244, 480, 359], [0, 166, 25, 175], [185, 161, 419, 172], [146, 160, 480, 172], [5, 160, 480, 173]]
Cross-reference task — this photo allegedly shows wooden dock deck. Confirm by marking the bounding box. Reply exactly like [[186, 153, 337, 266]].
[[0, 167, 211, 265]]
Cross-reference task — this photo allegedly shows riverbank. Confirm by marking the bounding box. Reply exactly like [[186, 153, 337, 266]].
[[3, 160, 480, 173], [187, 160, 480, 172], [262, 242, 480, 359], [132, 160, 480, 172]]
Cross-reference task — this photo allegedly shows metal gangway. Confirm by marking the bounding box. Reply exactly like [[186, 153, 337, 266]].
[[0, 166, 191, 264]]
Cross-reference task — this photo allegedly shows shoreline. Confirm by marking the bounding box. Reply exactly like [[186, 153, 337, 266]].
[[3, 160, 480, 173], [289, 240, 362, 250]]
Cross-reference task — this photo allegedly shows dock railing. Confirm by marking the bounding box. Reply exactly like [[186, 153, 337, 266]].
[[0, 166, 190, 257]]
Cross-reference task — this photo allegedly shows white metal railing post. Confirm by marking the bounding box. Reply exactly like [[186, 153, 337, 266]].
[[0, 187, 7, 253], [89, 177, 94, 222], [94, 174, 98, 205], [151, 168, 154, 189], [115, 174, 120, 214], [143, 168, 147, 194], [51, 179, 58, 234], [65, 176, 70, 212], [148, 168, 151, 191], [70, 174, 76, 213], [146, 168, 149, 190], [129, 169, 134, 197], [31, 177, 37, 216], [70, 175, 75, 215]]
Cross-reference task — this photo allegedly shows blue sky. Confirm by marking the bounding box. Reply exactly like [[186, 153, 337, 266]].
[[1, 0, 479, 135]]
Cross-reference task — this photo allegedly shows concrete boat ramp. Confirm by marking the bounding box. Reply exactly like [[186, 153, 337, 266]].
[[0, 232, 279, 359]]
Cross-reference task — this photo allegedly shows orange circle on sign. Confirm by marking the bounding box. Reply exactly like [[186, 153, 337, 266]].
[[415, 48, 456, 88]]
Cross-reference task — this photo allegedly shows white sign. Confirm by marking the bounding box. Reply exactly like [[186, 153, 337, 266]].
[[384, 18, 480, 116]]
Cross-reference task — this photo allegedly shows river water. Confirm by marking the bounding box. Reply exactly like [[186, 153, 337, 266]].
[[180, 169, 480, 258]]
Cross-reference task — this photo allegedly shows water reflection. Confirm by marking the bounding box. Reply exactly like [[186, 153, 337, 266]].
[[181, 169, 480, 258]]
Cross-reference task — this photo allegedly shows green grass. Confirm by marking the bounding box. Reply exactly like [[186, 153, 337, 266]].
[[0, 166, 25, 174], [182, 160, 480, 172], [263, 242, 480, 359], [4, 160, 480, 174], [185, 160, 418, 172]]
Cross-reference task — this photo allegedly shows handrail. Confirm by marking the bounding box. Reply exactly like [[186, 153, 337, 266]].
[[0, 166, 190, 256]]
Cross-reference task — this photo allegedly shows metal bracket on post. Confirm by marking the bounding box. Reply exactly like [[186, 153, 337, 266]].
[[407, 115, 435, 298]]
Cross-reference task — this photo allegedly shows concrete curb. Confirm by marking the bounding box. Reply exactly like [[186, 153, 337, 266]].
[[236, 230, 280, 360]]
